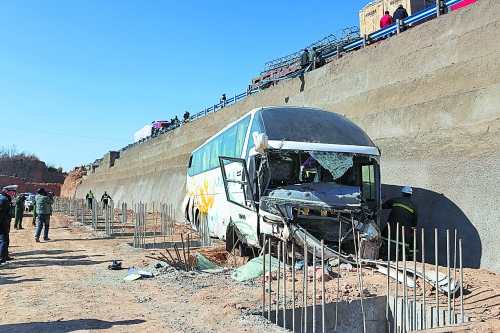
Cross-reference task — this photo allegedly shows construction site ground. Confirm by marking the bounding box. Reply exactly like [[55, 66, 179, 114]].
[[1, 212, 499, 332]]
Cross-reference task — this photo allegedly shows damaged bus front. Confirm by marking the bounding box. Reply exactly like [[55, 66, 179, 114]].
[[217, 106, 382, 259]]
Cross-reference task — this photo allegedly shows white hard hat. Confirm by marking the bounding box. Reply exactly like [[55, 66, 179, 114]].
[[402, 186, 413, 195]]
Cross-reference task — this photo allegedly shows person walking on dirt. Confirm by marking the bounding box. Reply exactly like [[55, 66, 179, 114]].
[[14, 193, 26, 229], [34, 188, 54, 242], [381, 186, 418, 260], [101, 191, 112, 209], [32, 205, 37, 227], [86, 190, 94, 210], [0, 185, 18, 266]]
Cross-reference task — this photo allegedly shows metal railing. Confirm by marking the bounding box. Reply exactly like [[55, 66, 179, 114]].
[[89, 0, 465, 164]]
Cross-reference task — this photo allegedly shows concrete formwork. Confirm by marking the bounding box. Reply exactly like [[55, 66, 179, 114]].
[[75, 0, 500, 272]]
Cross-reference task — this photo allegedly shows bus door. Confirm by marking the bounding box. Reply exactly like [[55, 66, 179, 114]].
[[219, 156, 260, 246]]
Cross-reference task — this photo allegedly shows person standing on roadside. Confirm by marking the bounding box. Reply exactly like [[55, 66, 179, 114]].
[[393, 4, 409, 31], [14, 194, 26, 229], [0, 185, 18, 266], [101, 191, 112, 209], [86, 190, 94, 210], [380, 10, 394, 39], [34, 188, 53, 242], [381, 186, 418, 260]]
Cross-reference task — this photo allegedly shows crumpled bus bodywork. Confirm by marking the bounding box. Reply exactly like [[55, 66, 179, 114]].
[[184, 106, 382, 259]]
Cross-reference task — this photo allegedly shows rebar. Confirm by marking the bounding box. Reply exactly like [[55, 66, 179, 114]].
[[402, 226, 407, 333], [386, 223, 391, 327], [394, 223, 400, 332], [321, 240, 325, 333], [292, 243, 296, 333], [276, 241, 281, 324], [459, 239, 464, 323], [435, 228, 439, 327], [312, 245, 316, 333], [283, 241, 287, 328], [262, 235, 266, 317], [303, 237, 308, 333], [422, 228, 427, 330], [447, 230, 451, 325], [268, 240, 272, 320]]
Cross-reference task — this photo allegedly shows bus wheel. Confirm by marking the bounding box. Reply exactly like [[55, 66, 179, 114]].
[[225, 224, 236, 253], [194, 213, 201, 232], [238, 242, 253, 257]]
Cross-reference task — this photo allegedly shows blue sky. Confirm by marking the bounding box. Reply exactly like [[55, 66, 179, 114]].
[[0, 0, 372, 172]]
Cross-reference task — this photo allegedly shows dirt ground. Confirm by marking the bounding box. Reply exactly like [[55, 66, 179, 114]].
[[1, 212, 500, 333]]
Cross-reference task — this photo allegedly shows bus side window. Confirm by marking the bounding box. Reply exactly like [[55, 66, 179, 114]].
[[361, 164, 375, 200]]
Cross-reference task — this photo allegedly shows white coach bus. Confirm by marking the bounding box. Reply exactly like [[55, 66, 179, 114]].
[[182, 106, 382, 258]]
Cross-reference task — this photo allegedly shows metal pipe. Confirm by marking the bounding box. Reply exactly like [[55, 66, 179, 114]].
[[435, 228, 439, 327], [304, 237, 308, 333], [276, 241, 281, 324], [312, 245, 317, 333], [262, 235, 266, 317], [283, 241, 287, 329], [413, 228, 417, 331], [386, 223, 391, 327], [447, 230, 451, 325], [268, 240, 272, 320], [453, 229, 458, 324], [292, 243, 296, 332], [422, 228, 426, 330], [356, 231, 367, 333], [459, 239, 464, 324], [395, 223, 400, 332], [402, 227, 407, 333], [335, 222, 341, 333], [321, 240, 325, 333]]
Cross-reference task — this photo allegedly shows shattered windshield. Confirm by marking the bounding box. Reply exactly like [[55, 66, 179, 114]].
[[259, 107, 376, 146]]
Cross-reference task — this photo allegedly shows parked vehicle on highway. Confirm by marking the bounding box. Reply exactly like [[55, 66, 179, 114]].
[[24, 194, 36, 212]]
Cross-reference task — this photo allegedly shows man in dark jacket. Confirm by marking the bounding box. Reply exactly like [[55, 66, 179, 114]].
[[393, 4, 409, 31], [300, 49, 309, 69], [101, 191, 112, 209], [34, 188, 54, 242], [381, 186, 418, 260], [0, 185, 18, 265]]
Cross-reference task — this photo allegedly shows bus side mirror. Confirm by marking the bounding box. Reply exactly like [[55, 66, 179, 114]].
[[252, 131, 268, 155]]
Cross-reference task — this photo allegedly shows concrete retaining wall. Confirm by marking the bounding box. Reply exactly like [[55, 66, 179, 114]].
[[75, 0, 500, 273]]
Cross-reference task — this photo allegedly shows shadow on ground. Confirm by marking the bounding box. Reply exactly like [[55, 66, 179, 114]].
[[381, 184, 481, 268], [0, 319, 146, 332]]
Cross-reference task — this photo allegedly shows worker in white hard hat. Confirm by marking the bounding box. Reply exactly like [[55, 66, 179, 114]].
[[380, 186, 419, 261]]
